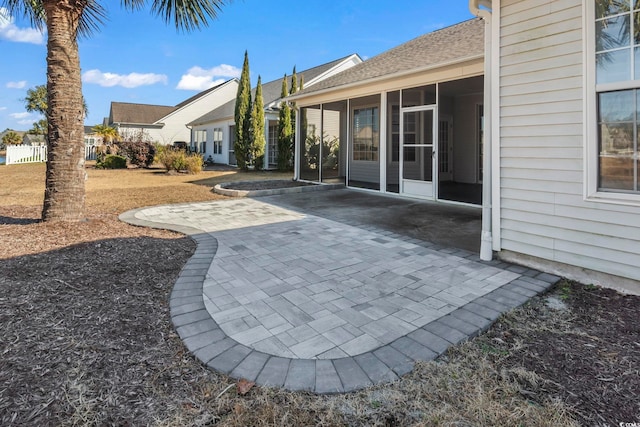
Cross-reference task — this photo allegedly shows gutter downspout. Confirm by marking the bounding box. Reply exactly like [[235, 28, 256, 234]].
[[293, 107, 300, 181], [185, 124, 193, 150], [469, 0, 493, 261]]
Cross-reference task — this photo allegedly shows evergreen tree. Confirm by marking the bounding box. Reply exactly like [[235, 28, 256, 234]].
[[277, 74, 293, 171], [234, 51, 252, 170], [290, 67, 297, 96], [289, 67, 298, 152], [251, 76, 266, 170]]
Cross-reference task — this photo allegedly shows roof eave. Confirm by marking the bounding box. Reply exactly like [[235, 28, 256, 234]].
[[113, 122, 165, 128], [288, 53, 484, 103]]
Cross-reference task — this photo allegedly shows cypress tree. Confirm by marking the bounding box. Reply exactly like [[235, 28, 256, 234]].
[[251, 76, 266, 170], [290, 67, 297, 96], [289, 67, 298, 151], [234, 51, 252, 170], [277, 74, 292, 171]]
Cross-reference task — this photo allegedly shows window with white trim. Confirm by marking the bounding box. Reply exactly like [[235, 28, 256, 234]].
[[268, 123, 278, 166], [595, 0, 640, 194], [195, 130, 207, 153], [213, 128, 223, 155], [352, 107, 379, 161]]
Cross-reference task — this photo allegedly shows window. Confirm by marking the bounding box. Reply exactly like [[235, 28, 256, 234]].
[[268, 123, 278, 166], [213, 128, 223, 155], [594, 0, 640, 194], [403, 109, 416, 162], [194, 130, 207, 153], [352, 107, 379, 161], [390, 104, 416, 162], [391, 105, 400, 162], [595, 0, 640, 83], [598, 90, 638, 192]]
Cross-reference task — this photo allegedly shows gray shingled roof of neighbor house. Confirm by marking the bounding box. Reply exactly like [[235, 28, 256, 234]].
[[109, 80, 233, 125], [188, 55, 359, 127], [292, 18, 484, 98], [109, 102, 176, 125]]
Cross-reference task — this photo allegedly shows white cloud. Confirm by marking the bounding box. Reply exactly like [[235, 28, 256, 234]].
[[6, 80, 27, 89], [82, 69, 168, 88], [8, 111, 37, 125], [0, 8, 45, 44], [176, 64, 241, 90], [0, 106, 7, 111], [10, 112, 31, 119]]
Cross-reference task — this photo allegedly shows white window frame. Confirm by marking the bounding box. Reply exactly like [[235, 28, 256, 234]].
[[351, 105, 380, 162], [585, 0, 640, 205], [268, 123, 278, 166], [194, 129, 207, 154], [213, 128, 223, 155]]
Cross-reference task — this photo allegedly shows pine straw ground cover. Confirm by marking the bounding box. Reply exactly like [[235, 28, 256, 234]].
[[0, 163, 638, 426]]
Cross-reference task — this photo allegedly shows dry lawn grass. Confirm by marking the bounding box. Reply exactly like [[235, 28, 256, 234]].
[[0, 163, 291, 259], [1, 163, 635, 426], [0, 162, 292, 214]]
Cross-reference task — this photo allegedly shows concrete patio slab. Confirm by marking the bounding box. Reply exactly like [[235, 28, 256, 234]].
[[120, 189, 560, 394]]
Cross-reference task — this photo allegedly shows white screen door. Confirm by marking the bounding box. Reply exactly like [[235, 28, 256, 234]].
[[400, 107, 436, 199]]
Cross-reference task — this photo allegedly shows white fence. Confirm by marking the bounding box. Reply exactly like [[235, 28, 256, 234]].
[[6, 144, 99, 165], [85, 144, 97, 161]]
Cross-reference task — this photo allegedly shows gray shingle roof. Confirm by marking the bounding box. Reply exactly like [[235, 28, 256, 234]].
[[109, 80, 234, 125], [109, 102, 175, 125], [189, 55, 359, 126], [293, 19, 484, 98]]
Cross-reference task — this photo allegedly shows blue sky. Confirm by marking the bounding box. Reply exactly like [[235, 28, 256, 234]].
[[0, 1, 474, 131]]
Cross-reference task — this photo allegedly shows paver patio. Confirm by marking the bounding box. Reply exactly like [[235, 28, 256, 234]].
[[121, 190, 559, 393]]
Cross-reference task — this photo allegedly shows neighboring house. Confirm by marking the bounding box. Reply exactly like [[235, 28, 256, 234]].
[[83, 126, 103, 145], [108, 79, 238, 145], [22, 133, 46, 146], [289, 5, 640, 293], [188, 54, 363, 167]]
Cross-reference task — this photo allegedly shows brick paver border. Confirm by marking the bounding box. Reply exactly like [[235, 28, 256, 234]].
[[120, 206, 560, 394]]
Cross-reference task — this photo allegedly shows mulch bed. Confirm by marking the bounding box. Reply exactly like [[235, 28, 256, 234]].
[[1, 211, 200, 424], [481, 281, 640, 426], [483, 282, 640, 425], [1, 206, 638, 425]]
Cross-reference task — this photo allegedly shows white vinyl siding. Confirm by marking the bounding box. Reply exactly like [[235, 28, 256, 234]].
[[498, 0, 640, 281], [113, 81, 238, 146]]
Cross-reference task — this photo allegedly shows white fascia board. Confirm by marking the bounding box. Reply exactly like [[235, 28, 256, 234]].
[[287, 54, 484, 103], [158, 79, 238, 123], [304, 54, 364, 87], [118, 122, 164, 129]]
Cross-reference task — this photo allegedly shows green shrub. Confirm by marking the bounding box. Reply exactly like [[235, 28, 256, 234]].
[[96, 154, 127, 169]]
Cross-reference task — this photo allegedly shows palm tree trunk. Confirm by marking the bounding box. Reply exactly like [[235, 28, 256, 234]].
[[42, 2, 86, 222]]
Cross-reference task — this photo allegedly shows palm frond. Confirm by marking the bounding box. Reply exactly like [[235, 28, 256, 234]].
[[1, 0, 106, 38], [1, 0, 46, 31], [121, 0, 145, 11], [150, 0, 226, 32], [76, 1, 107, 38]]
